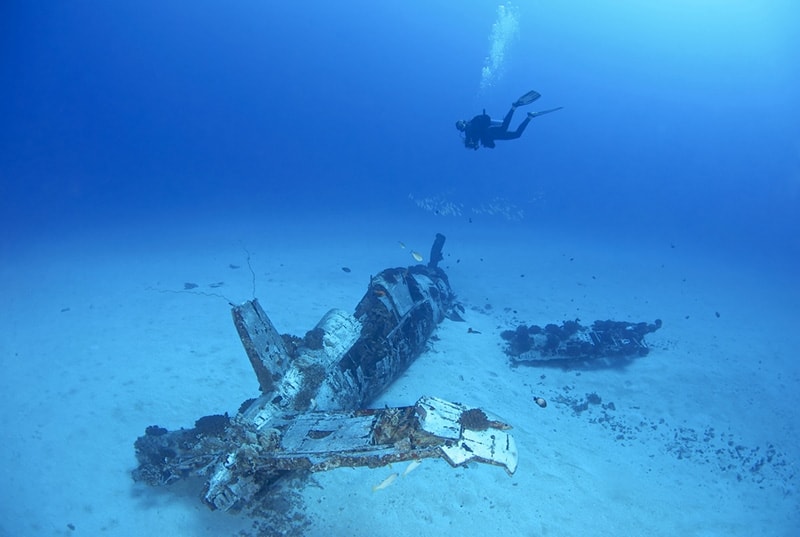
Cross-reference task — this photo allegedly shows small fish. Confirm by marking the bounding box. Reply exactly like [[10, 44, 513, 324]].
[[403, 459, 422, 477], [411, 251, 423, 262], [398, 241, 406, 249], [372, 472, 399, 492]]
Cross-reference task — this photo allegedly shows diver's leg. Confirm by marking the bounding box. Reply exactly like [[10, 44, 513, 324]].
[[496, 115, 532, 140], [515, 115, 532, 135], [499, 107, 516, 131]]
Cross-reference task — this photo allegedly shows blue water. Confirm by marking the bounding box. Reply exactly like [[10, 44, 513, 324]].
[[3, 1, 798, 258], [2, 1, 799, 535]]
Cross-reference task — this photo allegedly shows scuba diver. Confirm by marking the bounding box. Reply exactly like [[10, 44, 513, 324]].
[[455, 90, 562, 150]]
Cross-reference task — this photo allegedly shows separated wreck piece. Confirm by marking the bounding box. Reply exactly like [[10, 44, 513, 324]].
[[502, 318, 662, 366]]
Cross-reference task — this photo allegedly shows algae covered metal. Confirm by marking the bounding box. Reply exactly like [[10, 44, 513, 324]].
[[502, 318, 663, 367]]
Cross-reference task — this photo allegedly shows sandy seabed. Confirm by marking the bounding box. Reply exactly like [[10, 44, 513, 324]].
[[1, 210, 797, 537]]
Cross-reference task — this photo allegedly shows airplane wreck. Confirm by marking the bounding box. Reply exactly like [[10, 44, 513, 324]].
[[132, 234, 518, 512]]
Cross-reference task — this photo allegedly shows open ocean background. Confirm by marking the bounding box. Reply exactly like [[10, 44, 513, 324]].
[[1, 2, 799, 536], [3, 0, 798, 261]]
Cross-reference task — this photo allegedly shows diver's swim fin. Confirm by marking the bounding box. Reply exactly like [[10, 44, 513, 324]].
[[527, 106, 563, 119], [513, 90, 541, 107]]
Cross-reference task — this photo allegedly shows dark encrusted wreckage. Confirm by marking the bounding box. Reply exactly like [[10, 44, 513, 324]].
[[501, 318, 663, 367], [132, 234, 517, 512]]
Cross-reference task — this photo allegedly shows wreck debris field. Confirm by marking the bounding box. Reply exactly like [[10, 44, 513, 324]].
[[2, 213, 797, 536]]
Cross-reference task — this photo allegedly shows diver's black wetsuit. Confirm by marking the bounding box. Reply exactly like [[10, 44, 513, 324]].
[[464, 106, 532, 150]]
